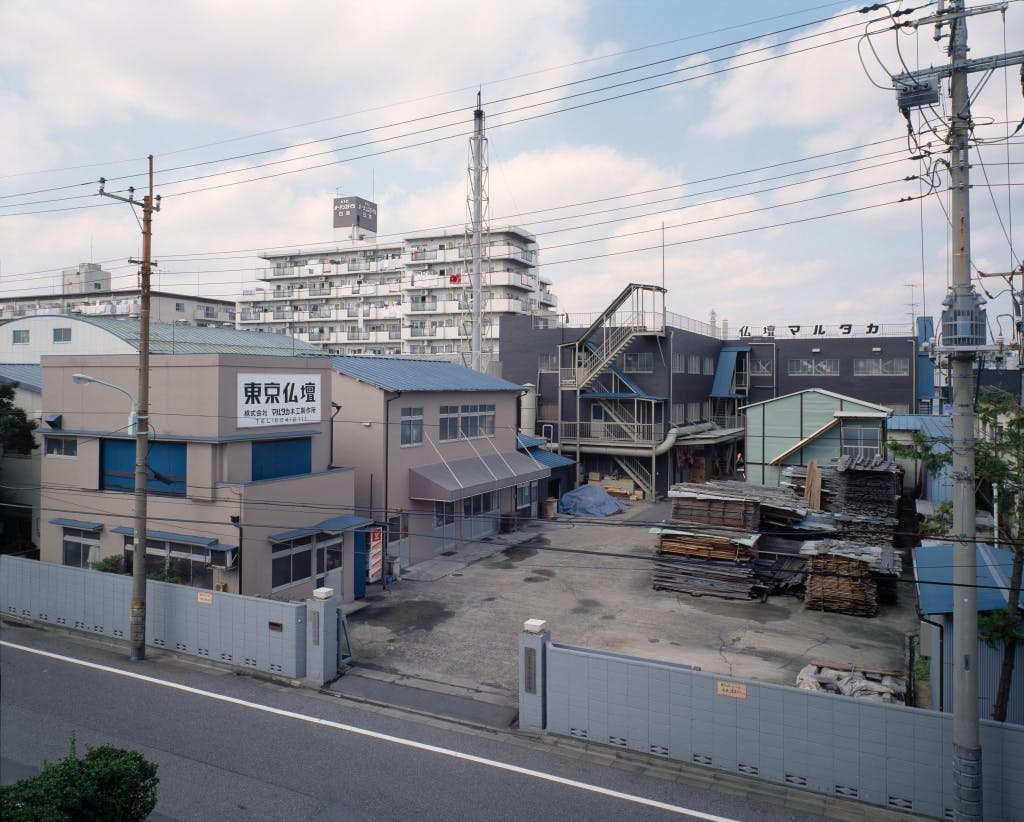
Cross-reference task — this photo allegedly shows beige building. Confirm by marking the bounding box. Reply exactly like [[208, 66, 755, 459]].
[[329, 356, 549, 566], [39, 353, 369, 602]]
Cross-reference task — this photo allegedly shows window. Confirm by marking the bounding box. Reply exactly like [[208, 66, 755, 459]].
[[434, 501, 455, 527], [623, 352, 653, 373], [841, 424, 882, 460], [687, 354, 700, 374], [853, 357, 910, 376], [271, 535, 313, 590], [62, 527, 100, 568], [12, 329, 28, 344], [702, 357, 715, 375], [124, 537, 215, 588], [52, 327, 71, 343], [101, 439, 186, 495], [459, 404, 495, 439], [387, 513, 409, 546], [400, 407, 423, 446], [439, 405, 460, 441], [462, 492, 495, 518], [45, 437, 77, 457], [538, 353, 559, 372], [671, 403, 685, 424], [788, 358, 840, 376], [516, 483, 537, 509], [687, 402, 701, 422], [175, 302, 185, 312], [671, 352, 686, 373], [252, 438, 312, 481], [750, 358, 773, 376]]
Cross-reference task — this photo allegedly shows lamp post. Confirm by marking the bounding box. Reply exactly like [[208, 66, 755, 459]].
[[72, 372, 148, 661]]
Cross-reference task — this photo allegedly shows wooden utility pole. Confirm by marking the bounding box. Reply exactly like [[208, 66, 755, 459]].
[[99, 155, 160, 661]]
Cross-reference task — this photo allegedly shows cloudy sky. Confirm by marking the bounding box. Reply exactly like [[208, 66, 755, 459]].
[[2, 0, 1021, 335]]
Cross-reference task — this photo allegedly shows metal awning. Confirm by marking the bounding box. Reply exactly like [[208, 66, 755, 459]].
[[675, 427, 745, 446], [269, 515, 373, 543], [408, 451, 550, 502], [50, 518, 103, 531], [111, 525, 234, 551]]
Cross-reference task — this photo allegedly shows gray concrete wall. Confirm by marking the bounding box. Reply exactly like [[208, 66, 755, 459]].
[[0, 555, 310, 680], [523, 635, 1023, 822]]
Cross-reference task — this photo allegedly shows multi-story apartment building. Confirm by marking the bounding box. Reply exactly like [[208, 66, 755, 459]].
[[236, 199, 558, 370], [1, 274, 236, 329]]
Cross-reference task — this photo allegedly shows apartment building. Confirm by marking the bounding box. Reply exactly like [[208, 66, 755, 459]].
[[236, 199, 558, 370]]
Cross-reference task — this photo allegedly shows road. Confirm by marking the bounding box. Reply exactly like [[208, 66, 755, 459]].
[[0, 622, 840, 822]]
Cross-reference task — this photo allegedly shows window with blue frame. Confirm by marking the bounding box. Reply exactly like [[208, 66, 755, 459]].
[[252, 437, 312, 481], [101, 439, 186, 495]]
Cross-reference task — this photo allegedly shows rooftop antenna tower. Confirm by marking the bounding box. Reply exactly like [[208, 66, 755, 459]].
[[467, 90, 490, 372]]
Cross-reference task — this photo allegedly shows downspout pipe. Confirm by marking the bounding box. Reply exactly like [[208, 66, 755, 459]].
[[917, 607, 945, 712], [383, 391, 401, 527]]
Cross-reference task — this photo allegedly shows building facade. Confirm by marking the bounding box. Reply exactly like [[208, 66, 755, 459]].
[[329, 356, 549, 566], [38, 353, 369, 601], [237, 200, 557, 369], [496, 284, 932, 499]]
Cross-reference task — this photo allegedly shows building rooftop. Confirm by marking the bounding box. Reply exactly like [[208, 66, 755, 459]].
[[331, 355, 524, 393], [914, 542, 1024, 615], [68, 317, 321, 355], [0, 363, 42, 393]]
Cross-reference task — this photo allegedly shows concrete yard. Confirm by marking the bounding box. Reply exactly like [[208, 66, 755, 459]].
[[342, 501, 918, 708]]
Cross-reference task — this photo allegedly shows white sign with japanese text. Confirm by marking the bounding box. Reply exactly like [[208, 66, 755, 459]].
[[237, 373, 322, 428]]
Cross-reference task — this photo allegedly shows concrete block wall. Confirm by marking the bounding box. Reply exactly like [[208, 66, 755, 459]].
[[529, 638, 1024, 821]]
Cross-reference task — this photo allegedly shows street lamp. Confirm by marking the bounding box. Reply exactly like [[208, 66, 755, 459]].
[[72, 373, 137, 435], [72, 371, 148, 661]]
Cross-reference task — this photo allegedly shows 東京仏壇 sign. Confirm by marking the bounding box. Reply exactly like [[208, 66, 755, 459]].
[[237, 373, 321, 427]]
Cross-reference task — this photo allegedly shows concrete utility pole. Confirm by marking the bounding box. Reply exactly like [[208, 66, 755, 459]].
[[468, 91, 488, 372], [890, 3, 1024, 818], [99, 155, 160, 662]]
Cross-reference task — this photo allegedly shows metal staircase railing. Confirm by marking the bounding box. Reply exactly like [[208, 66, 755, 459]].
[[612, 455, 653, 499]]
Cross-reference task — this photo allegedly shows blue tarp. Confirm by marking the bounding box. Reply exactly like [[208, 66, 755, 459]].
[[558, 483, 629, 517]]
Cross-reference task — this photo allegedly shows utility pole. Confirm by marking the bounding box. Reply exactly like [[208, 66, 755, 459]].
[[467, 91, 489, 372], [890, 3, 1023, 819], [99, 155, 160, 662]]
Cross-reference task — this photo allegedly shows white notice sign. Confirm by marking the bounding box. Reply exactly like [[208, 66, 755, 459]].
[[237, 373, 322, 428]]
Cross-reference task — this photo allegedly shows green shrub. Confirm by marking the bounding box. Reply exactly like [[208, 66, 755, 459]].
[[90, 555, 125, 574], [0, 738, 158, 821]]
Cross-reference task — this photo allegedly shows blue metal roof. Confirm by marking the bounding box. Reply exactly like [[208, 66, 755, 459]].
[[888, 414, 951, 438], [331, 355, 523, 393], [516, 432, 575, 469], [111, 525, 234, 551], [270, 514, 372, 542], [0, 363, 42, 393], [711, 347, 748, 398], [517, 432, 546, 449], [50, 517, 103, 531], [914, 543, 1024, 615]]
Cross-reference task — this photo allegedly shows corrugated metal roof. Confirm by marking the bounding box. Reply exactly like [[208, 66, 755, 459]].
[[331, 355, 523, 392], [524, 447, 575, 469], [0, 363, 42, 393], [73, 317, 321, 355], [914, 543, 1023, 615], [888, 413, 952, 438]]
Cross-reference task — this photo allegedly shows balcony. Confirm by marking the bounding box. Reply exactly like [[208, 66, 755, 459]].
[[271, 310, 294, 320], [307, 287, 331, 297], [408, 300, 439, 313], [410, 249, 438, 261], [239, 310, 262, 321], [558, 421, 665, 447], [347, 259, 371, 272], [539, 290, 557, 306], [346, 330, 370, 341]]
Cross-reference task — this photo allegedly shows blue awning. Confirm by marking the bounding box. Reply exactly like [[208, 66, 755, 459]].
[[270, 515, 372, 543], [111, 526, 217, 547], [523, 447, 575, 469], [50, 518, 103, 531], [711, 346, 749, 398]]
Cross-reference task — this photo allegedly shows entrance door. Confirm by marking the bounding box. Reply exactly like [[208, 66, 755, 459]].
[[433, 501, 457, 554]]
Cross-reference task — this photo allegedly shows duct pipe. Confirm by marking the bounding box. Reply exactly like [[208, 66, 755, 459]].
[[521, 383, 537, 435]]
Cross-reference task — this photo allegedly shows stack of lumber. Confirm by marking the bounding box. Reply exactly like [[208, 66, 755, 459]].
[[652, 555, 759, 600], [671, 481, 807, 531], [753, 554, 808, 595], [650, 526, 759, 562], [800, 540, 903, 616], [832, 455, 903, 519], [667, 489, 758, 530]]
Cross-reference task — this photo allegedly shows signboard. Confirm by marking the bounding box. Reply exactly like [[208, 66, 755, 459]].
[[367, 527, 384, 583], [333, 196, 378, 233], [734, 323, 912, 339], [197, 591, 213, 605], [716, 680, 747, 699], [237, 373, 321, 428]]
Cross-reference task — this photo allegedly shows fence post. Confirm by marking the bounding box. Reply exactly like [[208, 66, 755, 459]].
[[304, 587, 339, 686], [518, 618, 549, 730]]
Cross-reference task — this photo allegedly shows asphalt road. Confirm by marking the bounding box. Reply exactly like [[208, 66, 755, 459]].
[[0, 622, 842, 822]]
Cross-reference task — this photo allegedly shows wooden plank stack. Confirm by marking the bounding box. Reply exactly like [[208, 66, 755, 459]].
[[800, 540, 902, 617], [651, 526, 759, 562], [668, 490, 758, 530], [652, 555, 759, 600]]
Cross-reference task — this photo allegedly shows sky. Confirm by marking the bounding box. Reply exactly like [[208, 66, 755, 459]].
[[2, 0, 1022, 337]]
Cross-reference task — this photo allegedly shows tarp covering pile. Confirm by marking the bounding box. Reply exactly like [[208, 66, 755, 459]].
[[557, 483, 629, 517]]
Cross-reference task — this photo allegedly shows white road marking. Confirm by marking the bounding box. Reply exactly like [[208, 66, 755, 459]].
[[1, 640, 741, 821]]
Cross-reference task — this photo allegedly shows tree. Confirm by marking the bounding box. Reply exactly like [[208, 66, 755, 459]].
[[0, 382, 38, 456], [889, 386, 1023, 722], [0, 735, 159, 821]]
